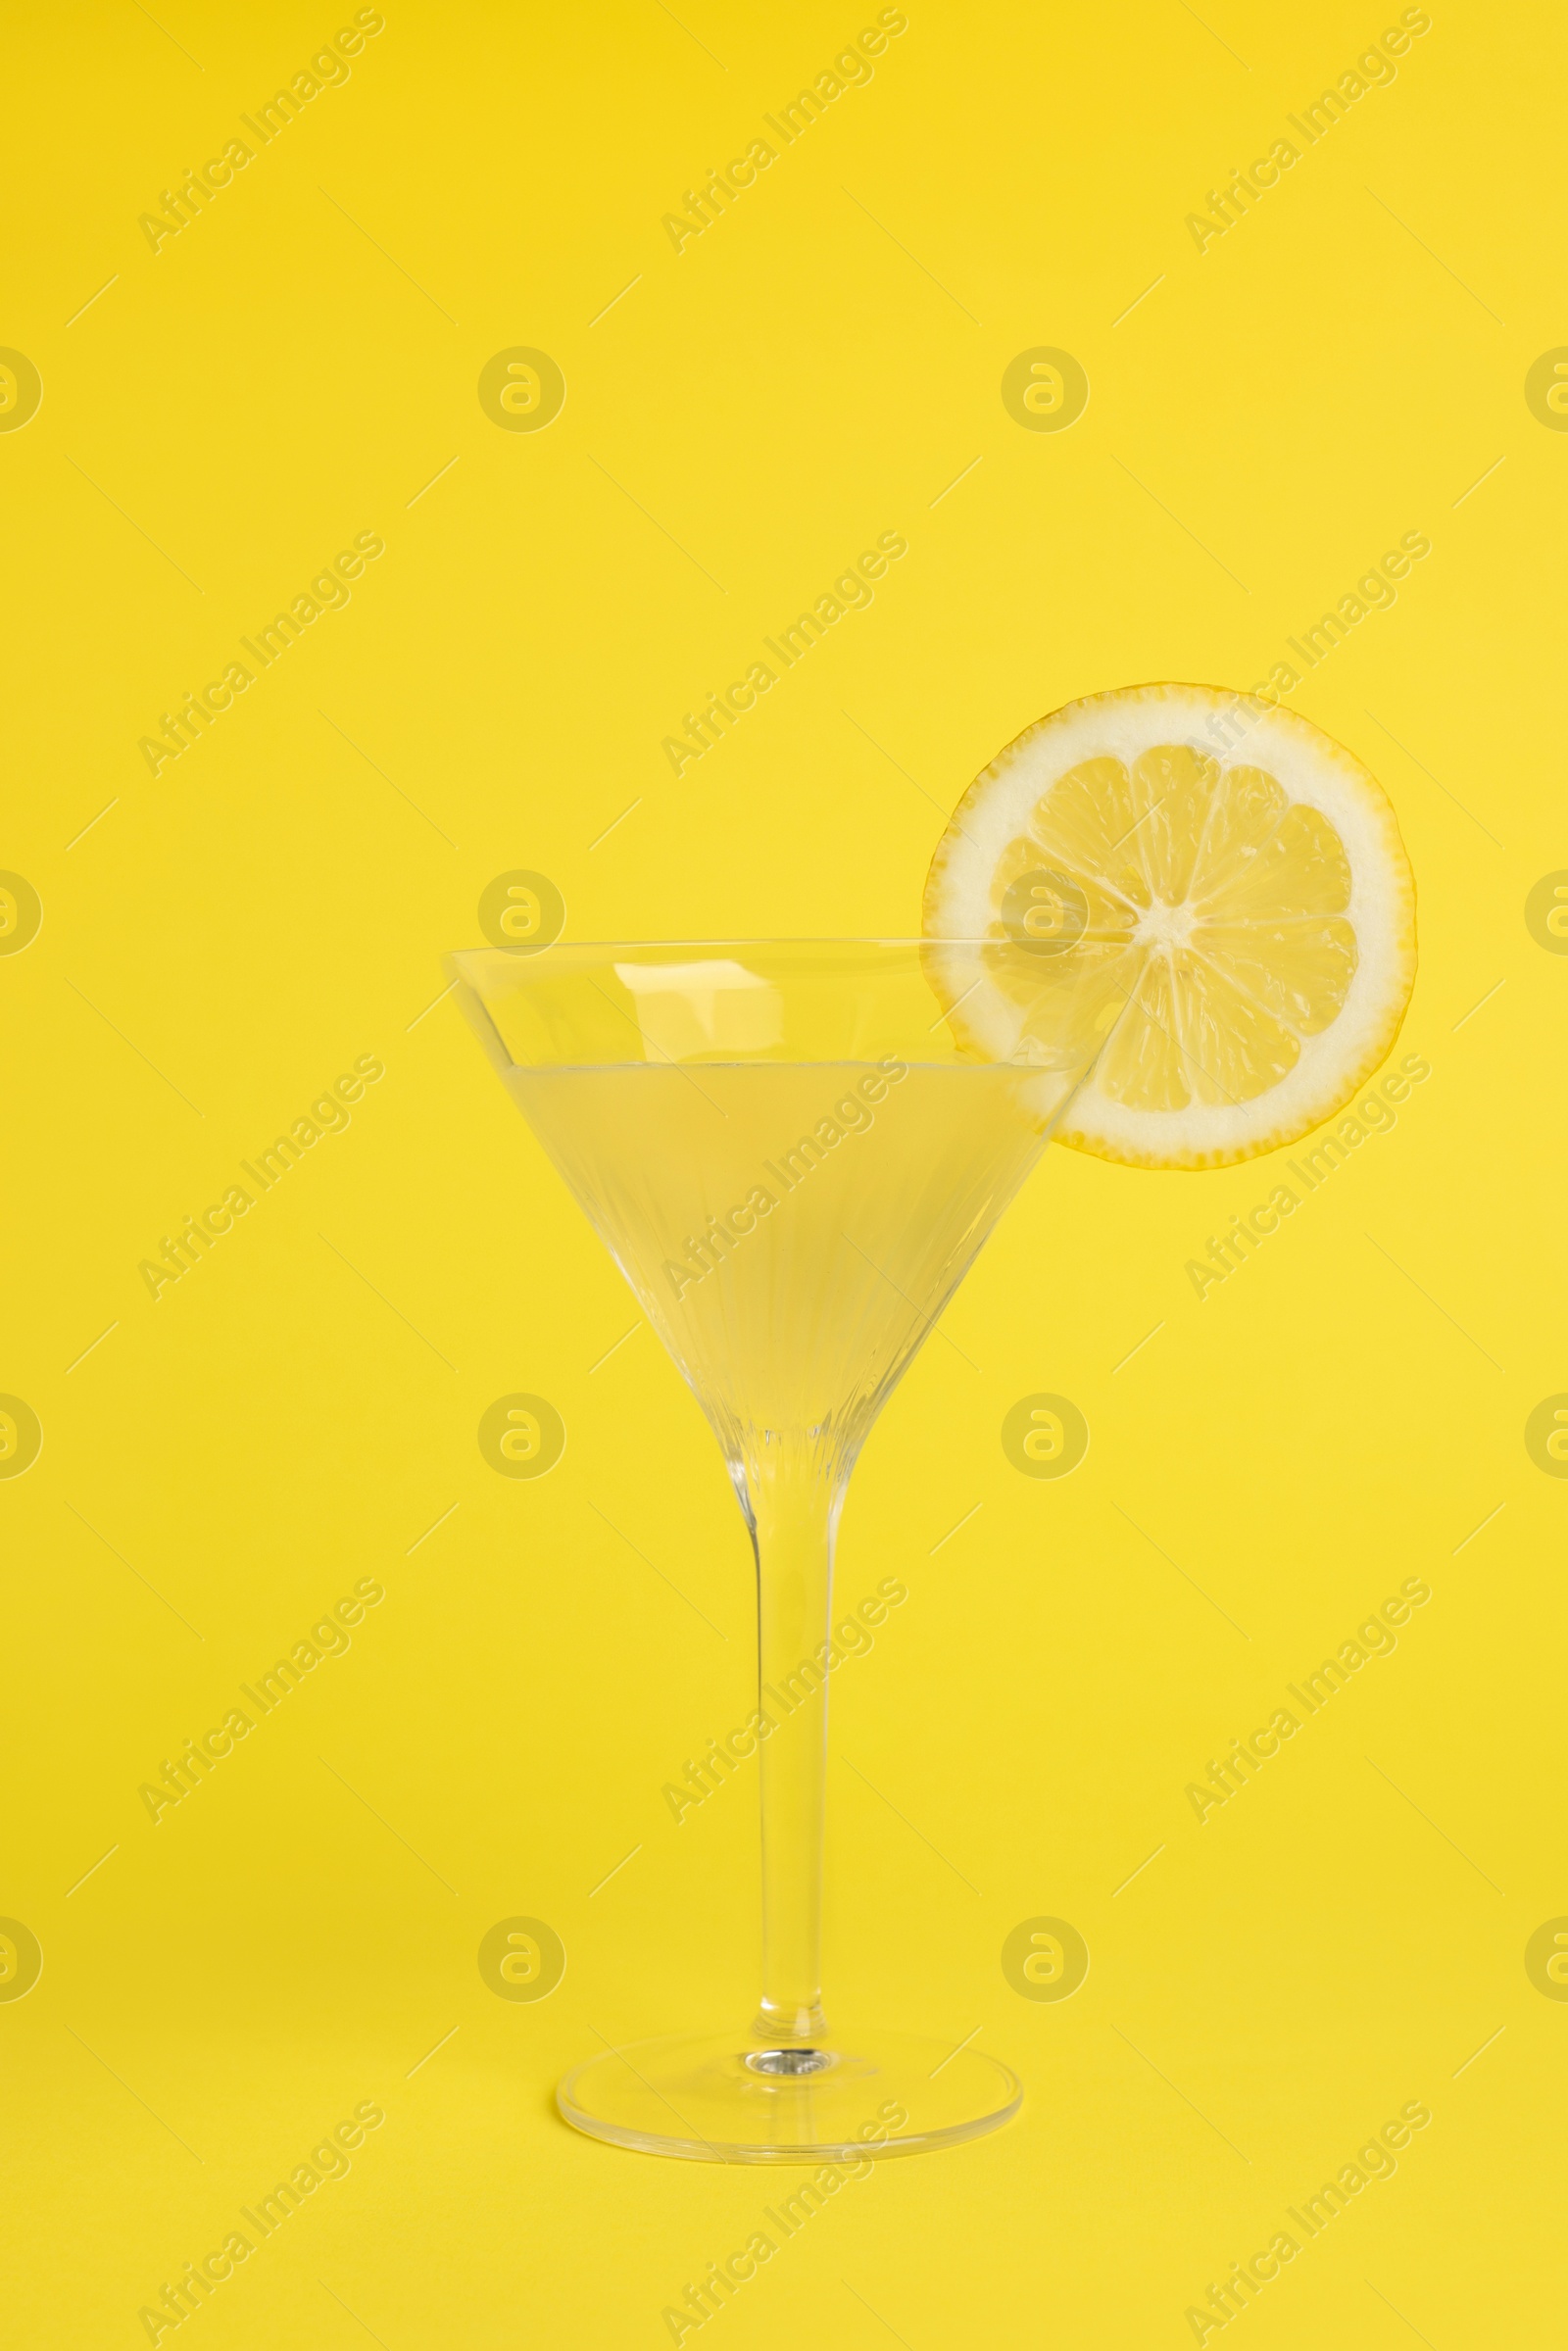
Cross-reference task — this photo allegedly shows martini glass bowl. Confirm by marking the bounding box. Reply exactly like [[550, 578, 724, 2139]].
[[447, 937, 1115, 2162]]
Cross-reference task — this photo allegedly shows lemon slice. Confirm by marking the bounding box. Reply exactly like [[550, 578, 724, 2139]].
[[922, 683, 1417, 1169]]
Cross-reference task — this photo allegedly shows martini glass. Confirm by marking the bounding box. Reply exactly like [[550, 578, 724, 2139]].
[[448, 937, 1116, 2162]]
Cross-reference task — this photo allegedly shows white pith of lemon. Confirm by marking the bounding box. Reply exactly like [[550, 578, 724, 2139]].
[[922, 683, 1417, 1170]]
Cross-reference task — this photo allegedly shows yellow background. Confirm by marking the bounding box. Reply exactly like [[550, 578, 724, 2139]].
[[4, 1, 1563, 2342]]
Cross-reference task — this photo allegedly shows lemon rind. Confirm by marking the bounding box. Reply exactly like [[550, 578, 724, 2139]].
[[922, 684, 1418, 1171]]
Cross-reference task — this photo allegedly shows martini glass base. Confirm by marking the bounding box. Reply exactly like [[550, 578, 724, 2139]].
[[557, 2027, 1021, 2164]]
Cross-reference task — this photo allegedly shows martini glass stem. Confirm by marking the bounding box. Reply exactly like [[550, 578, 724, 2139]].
[[745, 1436, 843, 2043]]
